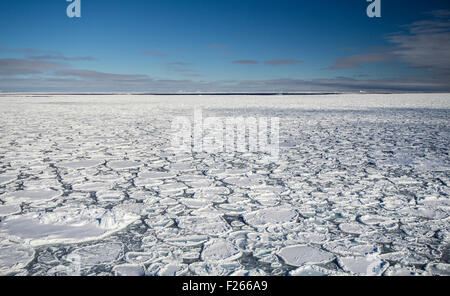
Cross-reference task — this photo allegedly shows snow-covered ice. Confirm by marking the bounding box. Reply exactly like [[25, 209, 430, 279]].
[[65, 242, 123, 269], [243, 206, 298, 226], [201, 239, 241, 262], [338, 255, 389, 276], [278, 245, 335, 266], [0, 244, 35, 275], [0, 93, 449, 275]]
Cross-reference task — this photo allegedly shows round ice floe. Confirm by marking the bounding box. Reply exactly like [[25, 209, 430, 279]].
[[248, 189, 281, 206], [0, 206, 139, 246], [158, 182, 187, 195], [177, 215, 231, 236], [164, 235, 209, 247], [384, 264, 428, 276], [230, 268, 267, 276], [108, 160, 142, 170], [323, 239, 380, 257], [138, 171, 176, 180], [337, 255, 388, 276], [289, 232, 329, 244], [180, 198, 210, 208], [72, 182, 112, 192], [169, 162, 195, 172], [127, 191, 154, 202], [217, 203, 250, 215], [0, 174, 16, 186], [157, 263, 189, 276], [3, 189, 61, 204], [425, 263, 450, 276], [144, 215, 174, 229], [134, 177, 164, 187], [220, 168, 249, 176], [223, 176, 264, 188], [145, 262, 165, 276], [389, 177, 422, 186], [243, 206, 298, 226], [419, 197, 450, 208], [399, 207, 448, 220], [66, 242, 123, 268], [358, 231, 402, 245], [96, 190, 124, 202], [166, 204, 186, 216], [247, 186, 284, 200], [178, 174, 208, 182], [201, 239, 241, 262], [0, 244, 35, 275], [399, 252, 430, 265], [110, 201, 153, 217], [359, 214, 397, 226], [159, 197, 179, 206], [113, 264, 145, 276], [193, 186, 230, 201], [125, 252, 159, 265], [382, 197, 409, 211], [183, 249, 202, 261], [184, 179, 213, 188], [0, 204, 21, 217], [231, 221, 245, 227], [278, 245, 335, 267], [141, 235, 158, 248], [189, 262, 241, 276], [46, 264, 79, 276], [58, 159, 104, 169]]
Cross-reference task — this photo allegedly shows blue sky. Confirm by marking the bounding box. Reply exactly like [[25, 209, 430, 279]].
[[0, 0, 449, 92]]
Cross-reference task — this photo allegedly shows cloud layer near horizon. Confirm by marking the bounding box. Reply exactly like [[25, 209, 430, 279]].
[[1, 11, 449, 93]]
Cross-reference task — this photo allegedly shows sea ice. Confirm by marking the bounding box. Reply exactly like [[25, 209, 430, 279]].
[[58, 159, 104, 169], [0, 204, 21, 217], [338, 222, 370, 235], [289, 265, 335, 276], [0, 206, 139, 246], [138, 171, 176, 180], [278, 245, 335, 267], [425, 263, 450, 276], [384, 265, 428, 276], [243, 206, 298, 226], [66, 242, 123, 269], [96, 190, 125, 202], [0, 93, 449, 275], [108, 160, 142, 170], [0, 244, 35, 275], [157, 263, 189, 276], [0, 175, 16, 186], [337, 255, 388, 276], [113, 264, 146, 276], [125, 252, 160, 265], [3, 189, 62, 204], [177, 215, 231, 236], [189, 261, 241, 276]]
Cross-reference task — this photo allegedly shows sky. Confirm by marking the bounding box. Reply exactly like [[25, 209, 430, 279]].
[[0, 0, 449, 92]]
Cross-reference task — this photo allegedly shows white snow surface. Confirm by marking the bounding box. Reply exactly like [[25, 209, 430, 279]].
[[0, 93, 449, 275]]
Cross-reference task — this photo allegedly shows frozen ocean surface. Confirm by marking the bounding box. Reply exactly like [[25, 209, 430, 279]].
[[0, 93, 449, 276]]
